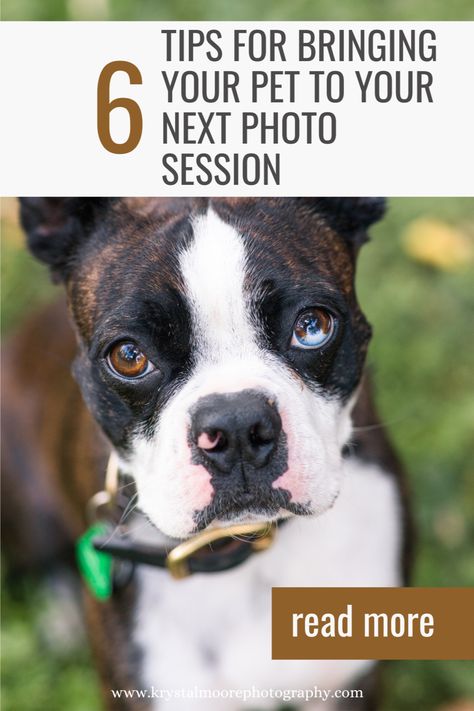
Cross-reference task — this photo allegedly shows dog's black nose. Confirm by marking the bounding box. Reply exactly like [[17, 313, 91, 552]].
[[191, 390, 282, 474]]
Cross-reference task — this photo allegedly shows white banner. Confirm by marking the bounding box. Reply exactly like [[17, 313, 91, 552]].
[[1, 21, 473, 196]]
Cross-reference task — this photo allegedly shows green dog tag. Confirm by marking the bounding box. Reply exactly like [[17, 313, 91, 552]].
[[76, 522, 113, 601]]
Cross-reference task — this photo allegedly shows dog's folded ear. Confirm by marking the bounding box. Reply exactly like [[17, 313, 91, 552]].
[[19, 197, 114, 280], [300, 197, 386, 253]]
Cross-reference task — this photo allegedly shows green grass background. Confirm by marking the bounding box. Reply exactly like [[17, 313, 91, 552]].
[[1, 2, 474, 709], [2, 0, 474, 21]]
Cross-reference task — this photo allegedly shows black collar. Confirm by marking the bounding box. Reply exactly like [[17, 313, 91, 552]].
[[93, 521, 277, 579]]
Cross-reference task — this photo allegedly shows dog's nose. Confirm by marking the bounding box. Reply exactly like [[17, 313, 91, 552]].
[[191, 390, 282, 474]]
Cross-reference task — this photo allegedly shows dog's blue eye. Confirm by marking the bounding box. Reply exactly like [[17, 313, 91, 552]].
[[291, 309, 334, 350]]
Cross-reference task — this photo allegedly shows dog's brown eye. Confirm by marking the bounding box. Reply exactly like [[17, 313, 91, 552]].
[[291, 308, 334, 350], [107, 342, 154, 379]]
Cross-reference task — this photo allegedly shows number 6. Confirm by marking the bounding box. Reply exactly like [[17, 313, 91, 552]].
[[97, 61, 143, 154]]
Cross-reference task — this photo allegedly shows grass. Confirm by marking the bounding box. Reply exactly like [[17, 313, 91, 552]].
[[2, 197, 474, 711], [2, 0, 474, 20], [356, 199, 474, 710], [1, 581, 101, 711]]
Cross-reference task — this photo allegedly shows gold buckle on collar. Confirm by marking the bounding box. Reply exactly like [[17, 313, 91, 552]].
[[166, 522, 276, 580]]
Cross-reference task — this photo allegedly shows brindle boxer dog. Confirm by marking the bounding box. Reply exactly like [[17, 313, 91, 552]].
[[2, 198, 412, 710]]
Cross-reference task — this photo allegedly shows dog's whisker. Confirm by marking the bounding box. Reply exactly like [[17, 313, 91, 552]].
[[116, 480, 137, 492], [118, 493, 139, 525], [352, 409, 415, 432], [96, 521, 130, 548], [96, 499, 141, 549], [230, 528, 271, 544]]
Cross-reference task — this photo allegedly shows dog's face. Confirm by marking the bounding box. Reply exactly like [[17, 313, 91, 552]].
[[21, 197, 384, 539]]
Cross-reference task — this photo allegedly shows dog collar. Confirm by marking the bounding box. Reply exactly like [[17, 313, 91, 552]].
[[77, 453, 278, 598], [92, 520, 276, 579]]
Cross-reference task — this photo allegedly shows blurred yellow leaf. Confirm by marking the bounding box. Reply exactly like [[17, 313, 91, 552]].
[[0, 197, 20, 225], [402, 218, 473, 271], [437, 702, 474, 711], [433, 507, 467, 548], [1, 198, 23, 248]]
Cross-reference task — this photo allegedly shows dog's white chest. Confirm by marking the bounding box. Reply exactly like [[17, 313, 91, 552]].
[[133, 459, 402, 710]]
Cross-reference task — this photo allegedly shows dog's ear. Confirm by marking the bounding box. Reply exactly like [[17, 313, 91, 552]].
[[300, 197, 386, 254], [19, 197, 114, 280]]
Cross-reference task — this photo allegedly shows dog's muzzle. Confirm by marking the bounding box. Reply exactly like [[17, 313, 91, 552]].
[[77, 453, 279, 600]]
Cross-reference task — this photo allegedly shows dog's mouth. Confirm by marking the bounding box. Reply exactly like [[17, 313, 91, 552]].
[[193, 487, 312, 532]]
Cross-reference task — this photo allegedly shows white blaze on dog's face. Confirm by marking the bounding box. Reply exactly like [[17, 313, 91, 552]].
[[123, 209, 358, 539]]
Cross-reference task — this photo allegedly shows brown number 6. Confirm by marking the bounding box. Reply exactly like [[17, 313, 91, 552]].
[[97, 61, 143, 154]]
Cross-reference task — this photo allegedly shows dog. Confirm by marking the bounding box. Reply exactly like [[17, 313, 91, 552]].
[[2, 197, 412, 710]]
